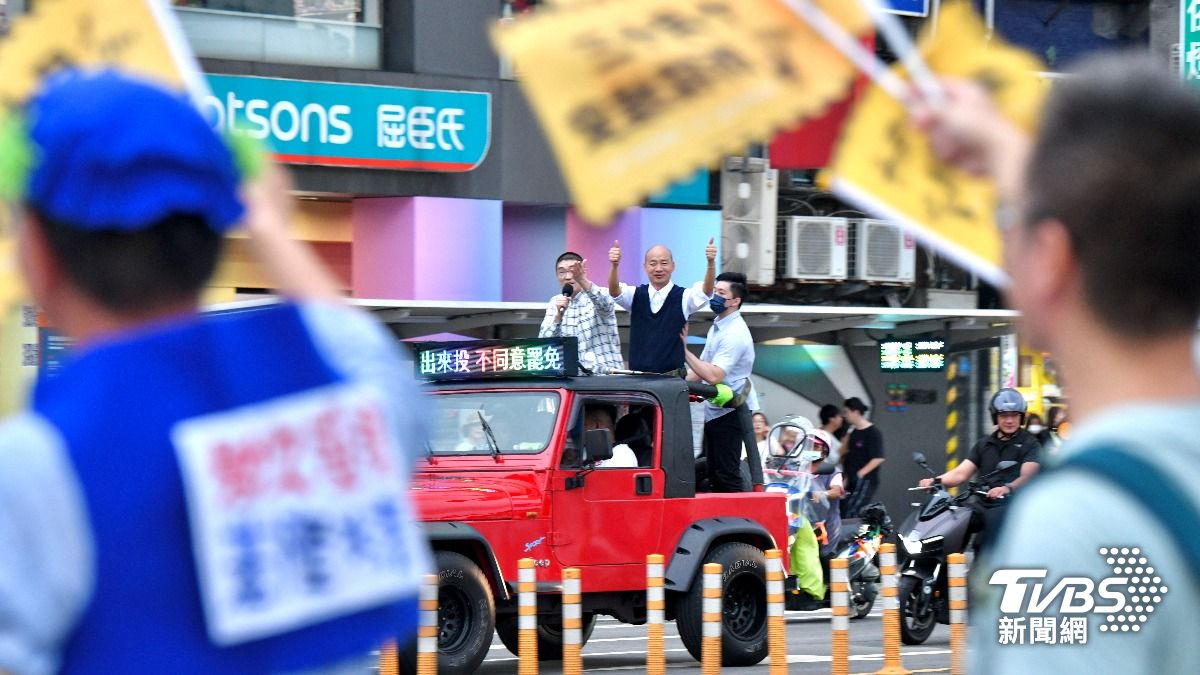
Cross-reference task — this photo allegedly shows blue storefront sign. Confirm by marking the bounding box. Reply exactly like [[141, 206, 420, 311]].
[[883, 0, 929, 17], [202, 75, 491, 172]]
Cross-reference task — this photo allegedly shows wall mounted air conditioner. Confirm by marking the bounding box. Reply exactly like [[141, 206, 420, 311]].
[[720, 157, 778, 285], [780, 216, 848, 281], [852, 219, 916, 283]]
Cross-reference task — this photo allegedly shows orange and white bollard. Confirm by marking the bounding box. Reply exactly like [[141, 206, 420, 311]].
[[562, 567, 583, 675], [830, 557, 850, 675], [417, 572, 438, 675], [646, 554, 666, 675], [766, 549, 787, 674], [875, 543, 910, 675], [702, 562, 722, 675], [378, 641, 398, 675], [518, 557, 538, 675], [948, 552, 967, 675]]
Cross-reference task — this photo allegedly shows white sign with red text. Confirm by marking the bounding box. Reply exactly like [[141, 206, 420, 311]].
[[173, 381, 415, 645]]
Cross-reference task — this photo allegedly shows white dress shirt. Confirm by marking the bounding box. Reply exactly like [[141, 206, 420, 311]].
[[697, 310, 758, 422], [613, 280, 711, 317]]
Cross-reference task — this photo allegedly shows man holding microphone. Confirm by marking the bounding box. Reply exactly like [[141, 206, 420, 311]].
[[538, 251, 623, 373]]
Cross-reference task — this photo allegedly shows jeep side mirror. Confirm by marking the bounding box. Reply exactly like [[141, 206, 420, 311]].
[[582, 428, 614, 464]]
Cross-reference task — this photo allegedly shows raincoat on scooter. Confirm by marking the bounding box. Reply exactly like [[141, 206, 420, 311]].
[[762, 416, 831, 600]]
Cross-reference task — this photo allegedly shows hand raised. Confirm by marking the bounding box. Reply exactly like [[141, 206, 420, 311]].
[[608, 239, 621, 265]]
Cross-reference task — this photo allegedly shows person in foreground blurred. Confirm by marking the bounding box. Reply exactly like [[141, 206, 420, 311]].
[[912, 55, 1200, 673], [0, 69, 430, 675]]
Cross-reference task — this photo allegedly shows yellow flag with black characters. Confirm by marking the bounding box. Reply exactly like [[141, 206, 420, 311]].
[[493, 0, 871, 224], [821, 1, 1045, 286]]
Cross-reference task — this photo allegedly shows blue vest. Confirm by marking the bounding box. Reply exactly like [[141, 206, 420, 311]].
[[34, 303, 416, 674], [629, 284, 687, 373]]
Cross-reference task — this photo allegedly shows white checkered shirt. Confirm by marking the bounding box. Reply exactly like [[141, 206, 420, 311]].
[[538, 286, 624, 373]]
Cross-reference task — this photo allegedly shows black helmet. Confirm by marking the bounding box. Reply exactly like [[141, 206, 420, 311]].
[[989, 388, 1027, 424]]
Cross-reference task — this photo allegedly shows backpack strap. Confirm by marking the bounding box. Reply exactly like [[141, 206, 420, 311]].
[[1054, 447, 1200, 578]]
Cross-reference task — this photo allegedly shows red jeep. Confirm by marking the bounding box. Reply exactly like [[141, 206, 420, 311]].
[[405, 339, 788, 671]]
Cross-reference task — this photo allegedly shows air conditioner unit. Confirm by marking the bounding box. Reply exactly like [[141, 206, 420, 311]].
[[720, 157, 778, 285], [852, 219, 916, 283], [780, 216, 848, 281]]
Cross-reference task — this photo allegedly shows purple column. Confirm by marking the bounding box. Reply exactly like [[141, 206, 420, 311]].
[[502, 205, 568, 302], [352, 196, 502, 301]]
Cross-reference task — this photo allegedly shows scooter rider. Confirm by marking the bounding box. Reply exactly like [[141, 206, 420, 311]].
[[919, 388, 1040, 551], [806, 429, 845, 557]]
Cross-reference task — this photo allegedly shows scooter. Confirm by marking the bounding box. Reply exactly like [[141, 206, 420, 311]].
[[894, 452, 1017, 644], [762, 418, 892, 619]]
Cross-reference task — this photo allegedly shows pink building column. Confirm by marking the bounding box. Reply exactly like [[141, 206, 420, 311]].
[[352, 196, 503, 301]]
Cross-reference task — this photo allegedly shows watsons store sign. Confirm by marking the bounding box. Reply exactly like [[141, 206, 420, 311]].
[[202, 75, 491, 172]]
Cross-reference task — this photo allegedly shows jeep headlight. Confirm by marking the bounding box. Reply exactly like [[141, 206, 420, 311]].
[[900, 534, 922, 556]]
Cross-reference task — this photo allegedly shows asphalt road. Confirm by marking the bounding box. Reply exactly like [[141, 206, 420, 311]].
[[477, 607, 954, 674]]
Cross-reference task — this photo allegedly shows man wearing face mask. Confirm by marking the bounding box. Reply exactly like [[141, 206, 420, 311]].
[[682, 272, 757, 492], [919, 388, 1041, 552]]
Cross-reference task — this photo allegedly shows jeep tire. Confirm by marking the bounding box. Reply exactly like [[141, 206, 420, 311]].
[[674, 542, 769, 666], [401, 551, 495, 674], [495, 612, 597, 660]]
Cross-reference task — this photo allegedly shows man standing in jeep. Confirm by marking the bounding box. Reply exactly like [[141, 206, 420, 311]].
[[608, 239, 717, 375]]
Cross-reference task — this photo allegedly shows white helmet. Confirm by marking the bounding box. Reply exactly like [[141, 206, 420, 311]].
[[767, 415, 814, 458], [809, 429, 835, 455]]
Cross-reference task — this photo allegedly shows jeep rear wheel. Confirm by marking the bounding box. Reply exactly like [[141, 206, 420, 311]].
[[401, 551, 495, 674], [674, 542, 769, 666], [495, 612, 597, 660]]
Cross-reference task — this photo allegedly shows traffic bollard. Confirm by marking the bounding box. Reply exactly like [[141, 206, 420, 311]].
[[875, 543, 910, 675], [765, 549, 787, 675], [702, 562, 722, 675], [519, 557, 538, 675], [948, 552, 967, 675], [646, 554, 666, 675], [417, 573, 438, 675], [562, 567, 583, 675], [378, 641, 398, 675], [830, 557, 850, 675]]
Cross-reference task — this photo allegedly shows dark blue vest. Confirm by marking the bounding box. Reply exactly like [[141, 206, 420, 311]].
[[34, 303, 415, 674], [629, 284, 687, 373]]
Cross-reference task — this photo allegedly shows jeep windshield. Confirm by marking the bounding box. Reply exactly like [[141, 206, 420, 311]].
[[428, 391, 560, 456]]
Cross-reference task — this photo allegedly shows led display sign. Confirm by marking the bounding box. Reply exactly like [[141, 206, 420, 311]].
[[414, 338, 579, 380], [880, 337, 947, 371]]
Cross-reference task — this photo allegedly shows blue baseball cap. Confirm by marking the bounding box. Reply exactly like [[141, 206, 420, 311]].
[[25, 69, 244, 233]]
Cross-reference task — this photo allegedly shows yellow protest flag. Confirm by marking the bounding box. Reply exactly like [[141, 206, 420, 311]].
[[493, 0, 870, 224], [821, 1, 1045, 286], [0, 0, 204, 308], [0, 0, 203, 109]]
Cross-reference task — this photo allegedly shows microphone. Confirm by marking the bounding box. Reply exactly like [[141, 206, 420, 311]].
[[558, 284, 573, 314]]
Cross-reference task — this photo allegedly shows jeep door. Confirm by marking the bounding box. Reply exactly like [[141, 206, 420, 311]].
[[551, 396, 665, 568]]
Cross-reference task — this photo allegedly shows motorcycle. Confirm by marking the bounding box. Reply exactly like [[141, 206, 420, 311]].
[[894, 452, 1018, 644], [762, 417, 893, 619]]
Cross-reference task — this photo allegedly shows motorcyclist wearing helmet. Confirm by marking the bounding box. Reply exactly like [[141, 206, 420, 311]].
[[919, 388, 1041, 551], [807, 429, 845, 557]]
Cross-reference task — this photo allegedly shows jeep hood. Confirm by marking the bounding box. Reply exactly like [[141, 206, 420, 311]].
[[411, 474, 537, 521]]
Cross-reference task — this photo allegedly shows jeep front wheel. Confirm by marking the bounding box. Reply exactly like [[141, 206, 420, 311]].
[[674, 542, 769, 666], [402, 550, 495, 674]]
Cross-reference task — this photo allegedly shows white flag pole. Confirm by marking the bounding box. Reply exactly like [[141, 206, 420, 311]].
[[781, 0, 910, 104]]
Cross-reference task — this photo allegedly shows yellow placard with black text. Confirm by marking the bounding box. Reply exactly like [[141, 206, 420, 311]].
[[0, 0, 201, 109], [493, 0, 870, 224], [821, 2, 1045, 286], [0, 0, 202, 308]]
